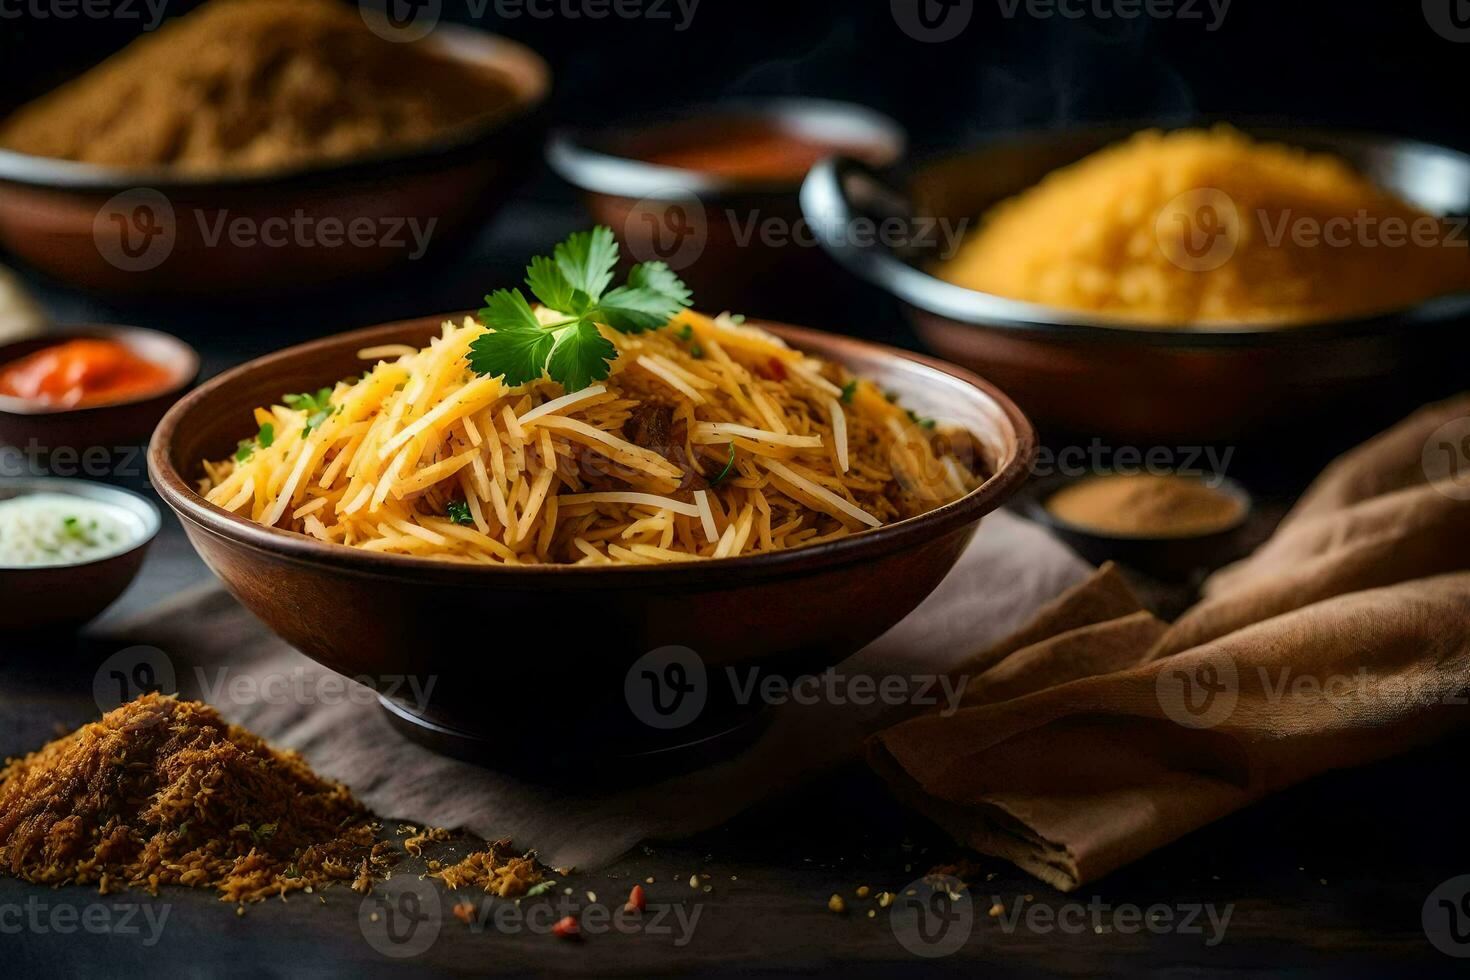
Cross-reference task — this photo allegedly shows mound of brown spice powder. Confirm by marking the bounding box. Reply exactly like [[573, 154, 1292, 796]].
[[0, 0, 522, 174], [0, 693, 396, 903]]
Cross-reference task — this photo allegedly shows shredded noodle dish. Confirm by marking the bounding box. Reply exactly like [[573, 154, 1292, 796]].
[[201, 233, 984, 564]]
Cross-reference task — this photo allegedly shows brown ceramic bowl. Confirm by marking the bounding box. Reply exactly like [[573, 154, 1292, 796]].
[[547, 99, 905, 318], [0, 26, 550, 297], [0, 324, 199, 450], [0, 477, 161, 632], [148, 313, 1033, 769], [801, 124, 1470, 442]]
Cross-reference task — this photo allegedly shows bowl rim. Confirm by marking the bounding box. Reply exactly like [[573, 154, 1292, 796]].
[[148, 314, 1035, 586], [0, 475, 161, 570], [799, 122, 1470, 348], [0, 323, 201, 417], [0, 24, 551, 192], [546, 97, 908, 199]]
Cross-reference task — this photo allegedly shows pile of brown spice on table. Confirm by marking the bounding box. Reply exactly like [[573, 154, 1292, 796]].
[[0, 693, 396, 903]]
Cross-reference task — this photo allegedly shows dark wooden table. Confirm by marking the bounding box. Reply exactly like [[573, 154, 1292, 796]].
[[4, 189, 1468, 976]]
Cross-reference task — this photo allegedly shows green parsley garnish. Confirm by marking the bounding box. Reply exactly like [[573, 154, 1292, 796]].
[[467, 227, 692, 392], [839, 380, 858, 404], [710, 443, 737, 486], [284, 388, 334, 433], [446, 501, 475, 526], [524, 880, 558, 898], [906, 409, 936, 429], [235, 421, 275, 461], [676, 324, 694, 341]]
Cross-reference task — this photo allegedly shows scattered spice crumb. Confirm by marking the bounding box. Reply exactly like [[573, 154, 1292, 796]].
[[452, 902, 475, 925], [552, 915, 579, 939], [855, 885, 870, 898], [688, 874, 700, 889], [625, 885, 646, 913], [828, 894, 846, 914], [430, 838, 544, 898], [988, 903, 1004, 918], [877, 892, 895, 908]]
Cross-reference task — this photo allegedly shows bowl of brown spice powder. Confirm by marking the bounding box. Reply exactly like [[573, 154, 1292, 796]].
[[0, 0, 550, 296]]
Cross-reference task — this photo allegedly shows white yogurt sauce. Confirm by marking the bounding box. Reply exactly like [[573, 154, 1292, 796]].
[[0, 492, 146, 567]]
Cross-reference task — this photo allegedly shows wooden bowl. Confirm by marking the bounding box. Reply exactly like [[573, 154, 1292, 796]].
[[801, 124, 1470, 442], [0, 477, 161, 632], [0, 324, 199, 450], [547, 99, 905, 318], [0, 26, 550, 297], [148, 314, 1034, 768]]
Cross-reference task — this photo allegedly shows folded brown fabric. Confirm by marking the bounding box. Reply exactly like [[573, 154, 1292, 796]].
[[870, 396, 1470, 891]]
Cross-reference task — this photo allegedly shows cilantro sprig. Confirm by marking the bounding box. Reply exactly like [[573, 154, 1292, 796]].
[[284, 389, 334, 434], [467, 227, 692, 392]]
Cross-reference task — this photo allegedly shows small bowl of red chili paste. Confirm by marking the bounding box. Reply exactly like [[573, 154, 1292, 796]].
[[0, 325, 198, 451]]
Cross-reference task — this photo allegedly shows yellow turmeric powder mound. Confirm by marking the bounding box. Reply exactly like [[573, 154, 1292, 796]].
[[0, 693, 396, 903], [936, 126, 1470, 326], [0, 0, 520, 175]]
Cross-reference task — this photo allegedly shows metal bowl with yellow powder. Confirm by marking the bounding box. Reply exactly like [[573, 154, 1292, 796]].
[[801, 123, 1470, 440]]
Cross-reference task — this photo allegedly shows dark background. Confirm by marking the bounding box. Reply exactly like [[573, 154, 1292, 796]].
[[4, 0, 1468, 374], [4, 1, 1468, 152]]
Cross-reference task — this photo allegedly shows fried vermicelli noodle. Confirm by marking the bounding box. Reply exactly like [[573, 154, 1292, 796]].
[[200, 310, 985, 564]]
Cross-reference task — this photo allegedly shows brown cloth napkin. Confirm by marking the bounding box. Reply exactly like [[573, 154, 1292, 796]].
[[101, 509, 1090, 872], [870, 395, 1470, 892]]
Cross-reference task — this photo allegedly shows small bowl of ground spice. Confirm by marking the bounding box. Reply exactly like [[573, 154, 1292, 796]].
[[1024, 471, 1252, 579], [0, 0, 550, 296]]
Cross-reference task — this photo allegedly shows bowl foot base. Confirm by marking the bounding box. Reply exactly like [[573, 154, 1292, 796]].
[[376, 694, 772, 785]]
